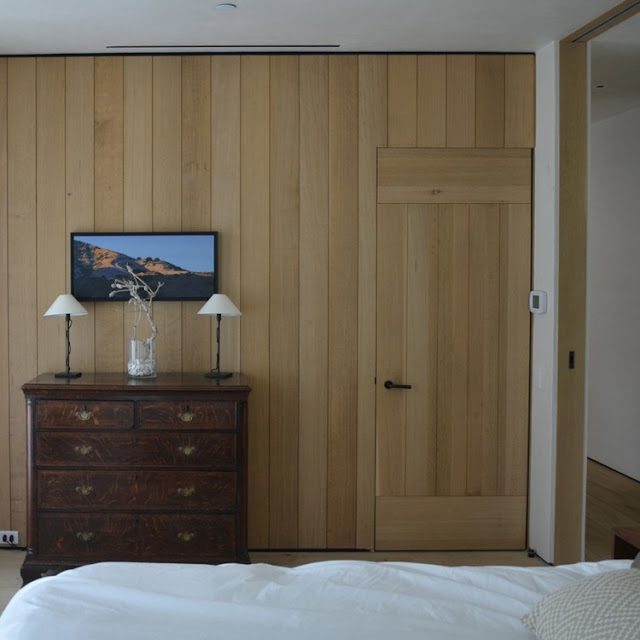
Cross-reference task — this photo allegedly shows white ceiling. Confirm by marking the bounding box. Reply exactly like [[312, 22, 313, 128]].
[[0, 0, 628, 55], [0, 0, 637, 121]]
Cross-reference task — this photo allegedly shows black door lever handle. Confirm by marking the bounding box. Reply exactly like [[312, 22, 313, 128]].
[[384, 380, 412, 390]]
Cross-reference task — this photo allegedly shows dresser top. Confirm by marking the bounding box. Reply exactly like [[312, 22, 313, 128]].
[[23, 372, 251, 393]]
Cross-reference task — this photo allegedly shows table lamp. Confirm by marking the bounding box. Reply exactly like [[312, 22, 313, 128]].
[[197, 293, 241, 379], [44, 294, 88, 378]]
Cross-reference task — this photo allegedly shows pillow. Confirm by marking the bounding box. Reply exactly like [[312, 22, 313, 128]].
[[632, 552, 640, 569], [522, 569, 640, 640]]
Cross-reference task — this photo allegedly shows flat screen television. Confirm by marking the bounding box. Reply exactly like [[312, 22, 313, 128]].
[[71, 232, 218, 302]]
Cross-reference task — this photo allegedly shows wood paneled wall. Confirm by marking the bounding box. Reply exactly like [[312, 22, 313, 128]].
[[0, 54, 534, 549]]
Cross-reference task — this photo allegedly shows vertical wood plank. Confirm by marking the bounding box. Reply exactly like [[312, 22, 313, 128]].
[[95, 57, 124, 234], [181, 56, 211, 373], [153, 57, 182, 232], [376, 204, 407, 497], [475, 55, 505, 148], [417, 55, 446, 147], [123, 57, 153, 365], [467, 205, 500, 496], [94, 57, 125, 373], [556, 41, 587, 565], [498, 203, 531, 496], [65, 57, 95, 375], [327, 55, 358, 547], [269, 55, 300, 548], [211, 56, 242, 373], [182, 56, 211, 230], [446, 55, 476, 148], [299, 55, 329, 548], [240, 55, 271, 548], [124, 57, 153, 232], [388, 54, 417, 147], [357, 54, 387, 548], [0, 59, 9, 529], [152, 56, 183, 373], [36, 58, 67, 377], [7, 57, 37, 535], [437, 204, 469, 496], [505, 55, 535, 148], [406, 204, 439, 496]]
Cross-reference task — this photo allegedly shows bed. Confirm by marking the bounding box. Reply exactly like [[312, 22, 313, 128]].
[[0, 558, 638, 640]]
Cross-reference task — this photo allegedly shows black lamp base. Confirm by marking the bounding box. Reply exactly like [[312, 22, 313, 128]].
[[205, 370, 233, 379], [55, 371, 82, 379]]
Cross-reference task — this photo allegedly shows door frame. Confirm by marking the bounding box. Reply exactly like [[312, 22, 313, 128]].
[[554, 0, 640, 565]]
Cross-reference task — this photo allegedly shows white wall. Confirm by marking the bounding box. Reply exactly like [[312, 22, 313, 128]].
[[587, 106, 640, 482], [529, 41, 560, 564]]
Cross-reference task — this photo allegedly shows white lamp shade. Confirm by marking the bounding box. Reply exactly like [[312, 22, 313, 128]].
[[44, 294, 88, 317], [198, 294, 241, 317]]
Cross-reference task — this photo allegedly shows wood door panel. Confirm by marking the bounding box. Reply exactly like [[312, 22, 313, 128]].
[[376, 148, 531, 550], [436, 204, 470, 497], [376, 204, 407, 497], [378, 148, 531, 204], [376, 496, 527, 550], [498, 204, 532, 496], [405, 205, 439, 496], [468, 205, 501, 496]]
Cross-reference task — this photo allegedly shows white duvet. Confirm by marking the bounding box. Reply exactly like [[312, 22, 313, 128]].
[[0, 559, 630, 640]]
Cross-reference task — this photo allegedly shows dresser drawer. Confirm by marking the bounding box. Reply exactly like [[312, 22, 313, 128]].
[[38, 470, 237, 511], [36, 400, 134, 429], [37, 513, 237, 562], [136, 471, 237, 510], [36, 432, 236, 468], [139, 514, 236, 561], [37, 513, 138, 561], [138, 400, 237, 430]]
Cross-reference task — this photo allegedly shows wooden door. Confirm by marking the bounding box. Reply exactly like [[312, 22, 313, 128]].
[[375, 148, 532, 549]]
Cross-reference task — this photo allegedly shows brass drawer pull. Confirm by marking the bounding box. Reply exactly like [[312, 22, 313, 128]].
[[178, 408, 194, 422], [75, 532, 95, 543], [75, 485, 94, 497], [177, 445, 197, 457], [74, 445, 94, 457], [177, 486, 196, 497], [75, 408, 94, 422], [177, 532, 196, 543]]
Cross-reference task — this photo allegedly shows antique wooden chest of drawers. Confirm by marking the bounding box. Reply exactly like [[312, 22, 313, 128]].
[[21, 373, 250, 584]]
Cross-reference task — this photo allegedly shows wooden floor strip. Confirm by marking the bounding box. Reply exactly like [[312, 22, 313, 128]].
[[586, 458, 640, 561]]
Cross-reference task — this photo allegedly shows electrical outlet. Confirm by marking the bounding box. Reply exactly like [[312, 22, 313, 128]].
[[0, 530, 19, 546]]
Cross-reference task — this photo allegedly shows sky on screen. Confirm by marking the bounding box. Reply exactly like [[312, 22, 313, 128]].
[[76, 234, 215, 273]]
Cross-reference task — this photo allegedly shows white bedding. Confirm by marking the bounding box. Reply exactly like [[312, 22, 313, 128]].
[[0, 559, 630, 640]]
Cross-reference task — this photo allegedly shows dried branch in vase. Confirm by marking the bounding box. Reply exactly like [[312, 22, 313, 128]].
[[109, 264, 164, 340]]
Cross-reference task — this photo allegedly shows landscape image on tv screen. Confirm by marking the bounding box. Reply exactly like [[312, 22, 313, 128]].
[[71, 232, 218, 302]]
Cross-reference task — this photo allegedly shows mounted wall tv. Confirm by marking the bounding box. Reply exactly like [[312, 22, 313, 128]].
[[71, 232, 218, 302]]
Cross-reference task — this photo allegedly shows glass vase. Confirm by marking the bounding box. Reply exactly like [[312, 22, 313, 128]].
[[128, 337, 157, 378]]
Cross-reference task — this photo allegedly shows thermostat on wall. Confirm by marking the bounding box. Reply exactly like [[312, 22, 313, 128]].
[[529, 290, 547, 314]]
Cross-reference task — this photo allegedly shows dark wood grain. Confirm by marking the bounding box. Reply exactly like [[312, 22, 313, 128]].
[[22, 373, 250, 583], [138, 400, 237, 430], [36, 432, 237, 468], [36, 400, 134, 428]]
